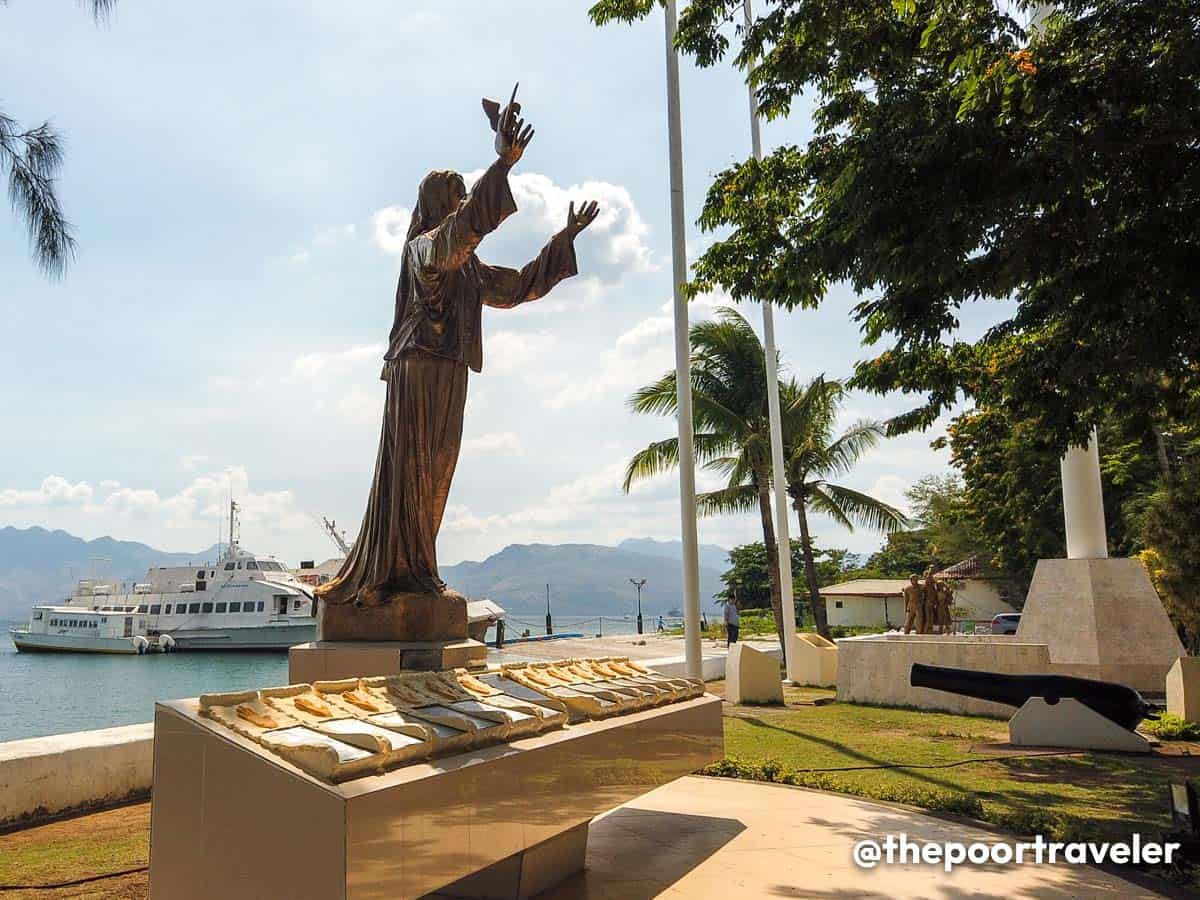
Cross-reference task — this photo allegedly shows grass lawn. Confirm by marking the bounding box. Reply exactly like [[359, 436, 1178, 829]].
[[711, 681, 1200, 845]]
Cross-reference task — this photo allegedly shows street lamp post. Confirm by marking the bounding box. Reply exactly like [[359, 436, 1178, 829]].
[[545, 583, 553, 636], [630, 578, 647, 634]]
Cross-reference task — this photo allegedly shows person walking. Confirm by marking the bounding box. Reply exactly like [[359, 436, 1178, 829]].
[[723, 598, 740, 645]]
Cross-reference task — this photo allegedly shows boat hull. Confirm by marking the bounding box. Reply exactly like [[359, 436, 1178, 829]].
[[162, 622, 316, 651], [10, 630, 140, 655]]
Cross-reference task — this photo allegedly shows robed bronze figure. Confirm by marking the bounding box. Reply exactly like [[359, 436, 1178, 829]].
[[317, 90, 599, 641]]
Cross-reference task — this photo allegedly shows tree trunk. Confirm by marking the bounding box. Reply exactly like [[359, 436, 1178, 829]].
[[794, 498, 830, 639], [754, 475, 786, 652]]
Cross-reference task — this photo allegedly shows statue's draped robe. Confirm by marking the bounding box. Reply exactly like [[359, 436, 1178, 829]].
[[319, 160, 578, 607]]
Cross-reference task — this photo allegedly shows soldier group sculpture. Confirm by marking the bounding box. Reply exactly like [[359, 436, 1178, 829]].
[[901, 569, 955, 634]]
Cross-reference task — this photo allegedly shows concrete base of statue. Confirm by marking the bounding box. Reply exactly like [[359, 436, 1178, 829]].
[[289, 639, 487, 683], [147, 693, 722, 899], [317, 590, 468, 642], [1009, 697, 1151, 754], [1018, 558, 1184, 692]]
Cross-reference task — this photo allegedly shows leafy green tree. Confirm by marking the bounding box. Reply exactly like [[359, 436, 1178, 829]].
[[1135, 456, 1200, 651], [1, 0, 114, 274], [780, 377, 908, 637], [718, 539, 858, 625], [589, 0, 1200, 454], [623, 307, 791, 646]]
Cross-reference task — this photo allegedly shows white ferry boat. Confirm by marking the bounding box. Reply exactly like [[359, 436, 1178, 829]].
[[10, 503, 317, 654]]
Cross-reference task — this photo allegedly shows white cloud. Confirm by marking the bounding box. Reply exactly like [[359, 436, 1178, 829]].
[[0, 476, 94, 508], [615, 315, 673, 350], [292, 343, 385, 380], [98, 479, 121, 491], [1, 468, 311, 542], [484, 330, 555, 375], [181, 454, 209, 471], [371, 205, 412, 255], [867, 474, 911, 515], [461, 431, 523, 457]]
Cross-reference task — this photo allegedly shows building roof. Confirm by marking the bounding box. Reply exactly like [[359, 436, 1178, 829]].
[[935, 555, 998, 579], [818, 579, 910, 597]]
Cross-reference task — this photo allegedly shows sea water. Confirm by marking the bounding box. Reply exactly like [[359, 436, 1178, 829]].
[[0, 615, 666, 742]]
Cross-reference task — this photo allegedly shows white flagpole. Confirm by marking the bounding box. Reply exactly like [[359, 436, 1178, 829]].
[[664, 0, 704, 680], [744, 0, 799, 677]]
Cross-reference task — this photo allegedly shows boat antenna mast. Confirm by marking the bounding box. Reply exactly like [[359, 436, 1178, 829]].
[[228, 498, 240, 557], [321, 516, 352, 557]]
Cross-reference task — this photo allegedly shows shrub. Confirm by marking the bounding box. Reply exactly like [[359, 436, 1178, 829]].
[[1142, 713, 1200, 741]]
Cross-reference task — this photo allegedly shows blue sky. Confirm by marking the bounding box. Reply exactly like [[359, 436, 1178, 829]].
[[0, 1, 974, 567]]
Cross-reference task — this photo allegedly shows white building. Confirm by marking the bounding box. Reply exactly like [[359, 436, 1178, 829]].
[[819, 557, 1018, 629]]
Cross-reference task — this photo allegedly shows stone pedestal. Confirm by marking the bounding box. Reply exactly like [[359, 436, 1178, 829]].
[[790, 633, 838, 687], [726, 643, 783, 705], [1166, 657, 1200, 723], [148, 694, 723, 899], [318, 591, 467, 642], [289, 639, 487, 684], [1017, 558, 1184, 692]]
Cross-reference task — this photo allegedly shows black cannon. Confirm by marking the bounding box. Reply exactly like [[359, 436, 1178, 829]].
[[910, 662, 1150, 731]]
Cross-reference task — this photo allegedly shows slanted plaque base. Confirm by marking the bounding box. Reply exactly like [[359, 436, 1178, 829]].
[[435, 822, 589, 899], [148, 694, 723, 899], [289, 639, 487, 684]]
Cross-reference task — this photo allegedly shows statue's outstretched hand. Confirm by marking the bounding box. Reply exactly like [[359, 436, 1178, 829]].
[[565, 201, 600, 239], [496, 108, 534, 166]]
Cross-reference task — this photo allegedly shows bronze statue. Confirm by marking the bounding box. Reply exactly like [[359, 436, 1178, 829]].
[[935, 581, 955, 634], [920, 567, 938, 634], [317, 87, 600, 642], [901, 574, 923, 634]]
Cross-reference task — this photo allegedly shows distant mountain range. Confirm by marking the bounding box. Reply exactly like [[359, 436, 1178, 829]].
[[0, 528, 728, 622], [442, 539, 729, 618], [0, 526, 220, 621]]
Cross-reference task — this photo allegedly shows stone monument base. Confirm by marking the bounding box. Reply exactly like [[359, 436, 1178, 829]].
[[317, 590, 467, 642], [148, 693, 722, 899], [1017, 557, 1184, 692], [289, 639, 487, 684]]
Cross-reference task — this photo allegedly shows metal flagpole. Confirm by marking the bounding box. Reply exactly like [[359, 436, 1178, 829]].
[[743, 0, 799, 678], [664, 0, 703, 680]]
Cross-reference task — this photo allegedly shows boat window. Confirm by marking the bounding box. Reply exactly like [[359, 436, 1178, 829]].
[[229, 601, 241, 612], [294, 599, 302, 610], [188, 602, 201, 614], [215, 602, 227, 613], [164, 604, 172, 614], [195, 581, 206, 592], [137, 605, 148, 614], [201, 602, 213, 614], [101, 617, 107, 623], [33, 611, 42, 621], [150, 604, 161, 615], [236, 562, 243, 570], [257, 601, 264, 612], [246, 560, 258, 570], [196, 570, 205, 579], [224, 562, 235, 571]]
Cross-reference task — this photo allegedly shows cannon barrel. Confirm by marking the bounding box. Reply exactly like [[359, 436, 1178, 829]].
[[910, 663, 1149, 731]]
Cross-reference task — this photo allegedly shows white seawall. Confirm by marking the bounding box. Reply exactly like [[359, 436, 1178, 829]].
[[0, 723, 154, 828]]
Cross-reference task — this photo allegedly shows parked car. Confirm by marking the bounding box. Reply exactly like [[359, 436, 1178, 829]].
[[991, 613, 1021, 635]]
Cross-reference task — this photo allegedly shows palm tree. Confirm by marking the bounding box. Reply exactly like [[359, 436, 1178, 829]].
[[623, 307, 791, 648], [1, 0, 115, 275], [781, 376, 909, 638]]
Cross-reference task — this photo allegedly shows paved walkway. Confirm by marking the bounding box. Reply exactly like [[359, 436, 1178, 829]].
[[541, 776, 1166, 899]]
